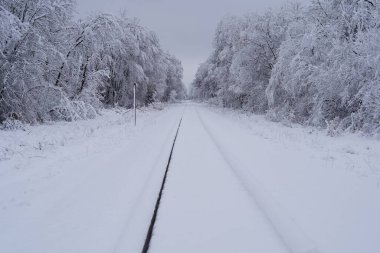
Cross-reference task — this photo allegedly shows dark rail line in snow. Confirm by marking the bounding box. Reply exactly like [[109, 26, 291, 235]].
[[141, 117, 183, 253]]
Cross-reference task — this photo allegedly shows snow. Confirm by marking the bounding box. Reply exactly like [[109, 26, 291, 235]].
[[151, 107, 288, 253], [1, 102, 379, 253], [0, 104, 184, 253], [186, 103, 380, 253]]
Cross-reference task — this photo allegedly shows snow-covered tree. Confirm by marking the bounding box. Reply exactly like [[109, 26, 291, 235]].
[[192, 0, 380, 134], [0, 0, 185, 124], [192, 8, 292, 111], [267, 0, 380, 133], [0, 0, 76, 123]]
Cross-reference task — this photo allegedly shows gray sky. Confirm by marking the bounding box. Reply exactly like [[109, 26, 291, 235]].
[[75, 0, 297, 87]]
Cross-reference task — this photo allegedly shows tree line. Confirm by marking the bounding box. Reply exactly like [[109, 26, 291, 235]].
[[191, 0, 380, 134], [0, 0, 186, 124]]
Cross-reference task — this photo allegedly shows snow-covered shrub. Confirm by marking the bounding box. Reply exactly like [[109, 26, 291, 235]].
[[0, 118, 24, 130]]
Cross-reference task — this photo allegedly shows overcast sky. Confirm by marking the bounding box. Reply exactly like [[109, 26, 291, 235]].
[[75, 0, 300, 87]]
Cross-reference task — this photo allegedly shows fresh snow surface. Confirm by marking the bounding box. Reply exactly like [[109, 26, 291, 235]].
[[1, 102, 379, 253]]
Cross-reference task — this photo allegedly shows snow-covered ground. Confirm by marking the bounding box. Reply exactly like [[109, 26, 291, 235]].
[[1, 102, 379, 253], [0, 104, 185, 253]]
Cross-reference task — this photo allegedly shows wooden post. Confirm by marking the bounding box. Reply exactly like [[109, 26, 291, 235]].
[[134, 82, 136, 126]]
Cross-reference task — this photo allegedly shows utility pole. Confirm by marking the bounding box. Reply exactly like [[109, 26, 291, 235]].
[[133, 82, 137, 126]]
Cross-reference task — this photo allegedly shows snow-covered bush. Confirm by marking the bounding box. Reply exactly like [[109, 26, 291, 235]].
[[0, 118, 24, 130]]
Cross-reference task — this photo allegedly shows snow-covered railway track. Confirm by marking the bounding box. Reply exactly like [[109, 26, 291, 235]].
[[143, 103, 380, 253], [145, 106, 289, 253], [2, 103, 378, 253], [141, 117, 183, 253]]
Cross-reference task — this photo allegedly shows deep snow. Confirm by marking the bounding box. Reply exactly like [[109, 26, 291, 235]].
[[0, 102, 379, 253]]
